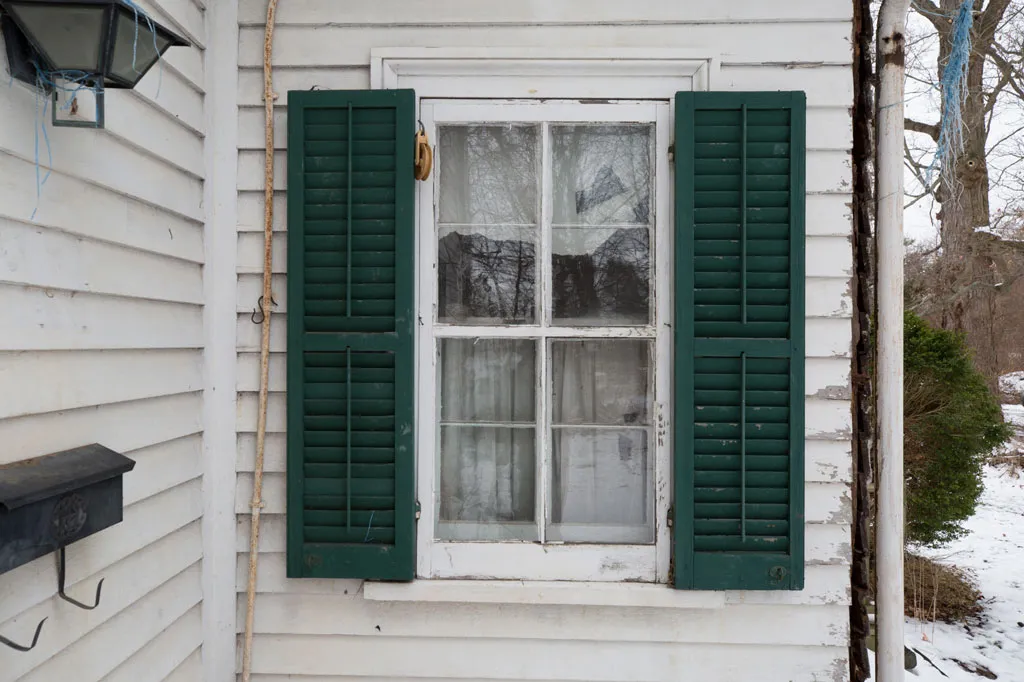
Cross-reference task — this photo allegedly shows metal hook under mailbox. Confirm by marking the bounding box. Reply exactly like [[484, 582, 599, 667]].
[[0, 618, 46, 652], [57, 546, 104, 610]]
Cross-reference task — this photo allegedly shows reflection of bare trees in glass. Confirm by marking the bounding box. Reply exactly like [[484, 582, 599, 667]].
[[439, 232, 535, 323], [553, 228, 650, 323], [552, 125, 653, 324], [438, 125, 539, 323]]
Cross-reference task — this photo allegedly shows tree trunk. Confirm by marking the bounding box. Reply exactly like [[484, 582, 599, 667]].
[[935, 0, 999, 387]]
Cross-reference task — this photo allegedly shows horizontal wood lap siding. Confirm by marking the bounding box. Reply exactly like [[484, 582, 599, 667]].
[[0, 1, 206, 679], [287, 89, 416, 580], [676, 92, 806, 591], [235, 2, 853, 679]]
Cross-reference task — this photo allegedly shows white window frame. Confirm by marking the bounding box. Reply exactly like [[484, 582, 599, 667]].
[[369, 48, 715, 583], [418, 99, 671, 582]]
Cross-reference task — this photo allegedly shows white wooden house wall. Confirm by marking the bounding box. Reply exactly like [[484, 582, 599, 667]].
[[233, 1, 856, 680], [0, 2, 207, 680]]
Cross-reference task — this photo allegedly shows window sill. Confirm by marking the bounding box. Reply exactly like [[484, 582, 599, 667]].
[[362, 580, 727, 609]]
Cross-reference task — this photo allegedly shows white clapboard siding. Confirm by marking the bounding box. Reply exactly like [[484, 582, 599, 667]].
[[238, 24, 852, 68], [0, 351, 201, 420], [248, 635, 847, 681], [0, 1, 207, 678], [0, 285, 203, 352], [232, 2, 856, 680], [163, 647, 203, 682], [239, 593, 847, 646], [0, 218, 203, 304], [102, 604, 203, 682], [240, 0, 853, 25], [0, 155, 203, 263]]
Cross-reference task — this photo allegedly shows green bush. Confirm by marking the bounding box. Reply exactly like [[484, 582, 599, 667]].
[[904, 311, 1011, 546]]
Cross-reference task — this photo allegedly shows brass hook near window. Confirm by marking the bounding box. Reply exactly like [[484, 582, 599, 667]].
[[0, 618, 46, 652], [414, 121, 433, 181], [57, 547, 103, 610]]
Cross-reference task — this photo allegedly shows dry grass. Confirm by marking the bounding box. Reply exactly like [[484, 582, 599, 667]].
[[904, 553, 983, 625]]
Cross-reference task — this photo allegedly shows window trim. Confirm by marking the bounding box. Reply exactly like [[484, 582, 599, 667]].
[[416, 99, 673, 582]]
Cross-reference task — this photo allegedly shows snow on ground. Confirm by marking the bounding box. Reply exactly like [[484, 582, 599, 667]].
[[871, 404, 1024, 680], [1000, 372, 1024, 400]]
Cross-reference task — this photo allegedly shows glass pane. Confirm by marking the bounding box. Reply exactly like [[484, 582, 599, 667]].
[[551, 125, 652, 227], [439, 125, 539, 225], [439, 339, 536, 423], [9, 6, 107, 70], [551, 340, 650, 426], [552, 226, 650, 325], [110, 12, 172, 85], [438, 226, 535, 324], [437, 339, 537, 541], [549, 428, 652, 543], [438, 426, 536, 541]]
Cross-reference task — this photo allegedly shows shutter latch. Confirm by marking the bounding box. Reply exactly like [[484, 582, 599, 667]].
[[668, 143, 675, 163], [415, 500, 422, 520], [666, 505, 673, 528]]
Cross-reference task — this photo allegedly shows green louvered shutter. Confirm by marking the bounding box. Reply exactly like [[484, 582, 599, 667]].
[[286, 89, 416, 580], [673, 91, 806, 590]]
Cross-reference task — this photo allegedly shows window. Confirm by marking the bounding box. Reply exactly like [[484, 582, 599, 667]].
[[285, 87, 806, 591], [416, 101, 672, 581]]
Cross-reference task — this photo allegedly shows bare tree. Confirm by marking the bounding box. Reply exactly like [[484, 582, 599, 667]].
[[902, 0, 1024, 385]]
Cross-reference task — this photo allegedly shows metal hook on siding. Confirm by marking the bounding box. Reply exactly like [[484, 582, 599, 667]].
[[57, 547, 103, 610], [0, 618, 46, 652], [251, 295, 278, 324]]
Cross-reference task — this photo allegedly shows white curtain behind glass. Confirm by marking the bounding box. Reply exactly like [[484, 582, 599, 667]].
[[550, 340, 652, 543], [438, 339, 536, 541]]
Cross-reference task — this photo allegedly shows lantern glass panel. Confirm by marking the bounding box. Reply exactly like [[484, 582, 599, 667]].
[[5, 4, 107, 71], [109, 10, 171, 86]]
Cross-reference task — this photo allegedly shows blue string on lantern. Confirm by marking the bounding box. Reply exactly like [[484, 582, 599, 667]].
[[10, 2, 167, 219]]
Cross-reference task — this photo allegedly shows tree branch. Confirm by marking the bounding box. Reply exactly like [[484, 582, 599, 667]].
[[906, 118, 941, 140], [911, 0, 951, 35], [979, 0, 1014, 45], [986, 45, 1024, 102]]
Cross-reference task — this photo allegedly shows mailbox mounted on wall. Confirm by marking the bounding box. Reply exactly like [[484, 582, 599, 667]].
[[0, 443, 135, 576]]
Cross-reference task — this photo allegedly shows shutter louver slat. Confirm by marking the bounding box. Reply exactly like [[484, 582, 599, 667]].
[[674, 91, 805, 591], [287, 89, 416, 580]]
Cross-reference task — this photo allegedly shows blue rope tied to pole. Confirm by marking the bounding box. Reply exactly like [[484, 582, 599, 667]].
[[926, 0, 974, 189]]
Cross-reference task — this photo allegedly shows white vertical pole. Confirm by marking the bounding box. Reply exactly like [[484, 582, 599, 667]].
[[202, 0, 240, 679], [875, 1, 911, 680]]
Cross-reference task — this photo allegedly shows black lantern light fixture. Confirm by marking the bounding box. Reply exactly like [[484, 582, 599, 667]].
[[0, 0, 189, 128]]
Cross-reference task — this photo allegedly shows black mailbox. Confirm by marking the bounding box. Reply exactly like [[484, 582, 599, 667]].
[[0, 444, 135, 576]]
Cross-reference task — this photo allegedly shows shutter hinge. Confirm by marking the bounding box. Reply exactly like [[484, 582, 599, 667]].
[[415, 500, 422, 520], [666, 505, 674, 528], [668, 143, 675, 163]]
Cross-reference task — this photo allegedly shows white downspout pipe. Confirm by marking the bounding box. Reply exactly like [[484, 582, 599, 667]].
[[875, 1, 911, 680]]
